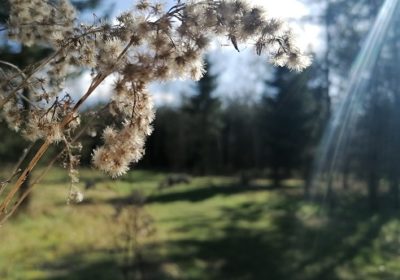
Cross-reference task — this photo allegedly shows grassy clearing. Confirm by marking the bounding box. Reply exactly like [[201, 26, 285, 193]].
[[0, 168, 400, 280]]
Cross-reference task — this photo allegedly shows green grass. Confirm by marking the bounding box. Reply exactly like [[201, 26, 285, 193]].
[[1, 168, 400, 279]]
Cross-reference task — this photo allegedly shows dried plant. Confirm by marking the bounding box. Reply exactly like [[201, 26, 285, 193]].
[[0, 0, 311, 222], [111, 191, 156, 280]]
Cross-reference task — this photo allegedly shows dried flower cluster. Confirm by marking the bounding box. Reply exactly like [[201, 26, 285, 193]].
[[93, 90, 155, 177], [0, 0, 311, 213], [8, 0, 76, 47]]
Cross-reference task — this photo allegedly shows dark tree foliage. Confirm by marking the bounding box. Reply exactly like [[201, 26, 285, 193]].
[[70, 0, 102, 11], [303, 0, 400, 210], [222, 100, 260, 172], [350, 5, 400, 209], [143, 106, 189, 171], [258, 67, 323, 187], [181, 58, 223, 174]]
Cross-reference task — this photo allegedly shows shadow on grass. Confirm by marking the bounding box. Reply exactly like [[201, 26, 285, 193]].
[[145, 184, 292, 204], [149, 185, 267, 203], [155, 193, 400, 280], [45, 185, 400, 280], [42, 249, 175, 280], [42, 258, 120, 280], [80, 178, 286, 207]]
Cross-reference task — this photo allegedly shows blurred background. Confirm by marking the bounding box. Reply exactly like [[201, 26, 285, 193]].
[[1, 0, 400, 279]]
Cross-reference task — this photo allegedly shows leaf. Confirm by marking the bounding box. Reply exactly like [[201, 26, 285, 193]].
[[230, 35, 240, 52]]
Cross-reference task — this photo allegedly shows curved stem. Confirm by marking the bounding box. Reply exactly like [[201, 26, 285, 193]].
[[0, 114, 94, 224], [0, 139, 51, 214], [0, 142, 35, 197], [0, 49, 62, 110], [0, 37, 135, 222]]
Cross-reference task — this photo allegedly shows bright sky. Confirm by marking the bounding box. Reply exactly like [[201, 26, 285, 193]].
[[113, 0, 317, 48], [260, 0, 309, 18], [113, 0, 309, 18], [68, 0, 321, 106], [111, 0, 320, 52]]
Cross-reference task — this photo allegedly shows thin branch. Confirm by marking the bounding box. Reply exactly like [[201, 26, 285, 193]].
[[0, 142, 35, 197], [0, 24, 107, 110], [0, 149, 58, 225], [0, 37, 135, 219], [0, 61, 41, 108], [0, 139, 51, 214], [0, 49, 62, 110], [0, 60, 24, 75], [0, 105, 109, 224]]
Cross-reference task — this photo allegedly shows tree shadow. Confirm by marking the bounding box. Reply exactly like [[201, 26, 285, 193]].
[[38, 251, 121, 280], [144, 184, 294, 205], [291, 194, 399, 280], [79, 179, 291, 208], [155, 192, 400, 280], [41, 249, 175, 280], [44, 185, 400, 280], [104, 185, 266, 206]]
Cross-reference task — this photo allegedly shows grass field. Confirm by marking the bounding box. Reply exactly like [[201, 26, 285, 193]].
[[1, 168, 400, 280]]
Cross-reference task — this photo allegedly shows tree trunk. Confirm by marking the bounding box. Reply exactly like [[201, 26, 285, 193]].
[[367, 171, 379, 211], [272, 166, 281, 188], [342, 161, 350, 190], [326, 172, 335, 208], [303, 161, 313, 199], [390, 176, 399, 209]]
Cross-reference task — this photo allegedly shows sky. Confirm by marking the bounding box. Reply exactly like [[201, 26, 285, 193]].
[[67, 0, 322, 107], [113, 0, 309, 21]]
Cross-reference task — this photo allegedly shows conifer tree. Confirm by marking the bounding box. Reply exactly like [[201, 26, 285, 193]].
[[183, 57, 223, 174], [259, 67, 318, 187]]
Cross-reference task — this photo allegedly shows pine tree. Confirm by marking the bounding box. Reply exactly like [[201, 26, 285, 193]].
[[222, 100, 259, 173], [182, 57, 223, 174], [259, 67, 319, 187]]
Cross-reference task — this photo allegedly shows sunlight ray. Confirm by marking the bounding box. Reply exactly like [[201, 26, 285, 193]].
[[310, 0, 400, 196]]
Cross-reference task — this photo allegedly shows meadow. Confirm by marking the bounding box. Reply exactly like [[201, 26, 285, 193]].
[[0, 168, 400, 280]]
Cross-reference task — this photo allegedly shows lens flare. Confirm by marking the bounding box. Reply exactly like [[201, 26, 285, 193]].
[[310, 0, 400, 197]]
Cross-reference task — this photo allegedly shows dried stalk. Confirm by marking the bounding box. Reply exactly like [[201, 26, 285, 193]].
[[0, 116, 92, 224], [0, 38, 135, 219], [0, 142, 35, 197]]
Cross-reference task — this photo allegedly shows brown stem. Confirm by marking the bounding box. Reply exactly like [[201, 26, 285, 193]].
[[0, 149, 57, 224], [0, 122, 90, 224], [0, 139, 51, 214], [0, 142, 35, 197], [0, 38, 135, 221], [0, 49, 62, 110]]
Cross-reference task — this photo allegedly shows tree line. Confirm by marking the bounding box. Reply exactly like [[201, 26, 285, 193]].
[[137, 58, 329, 187], [0, 54, 330, 188]]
